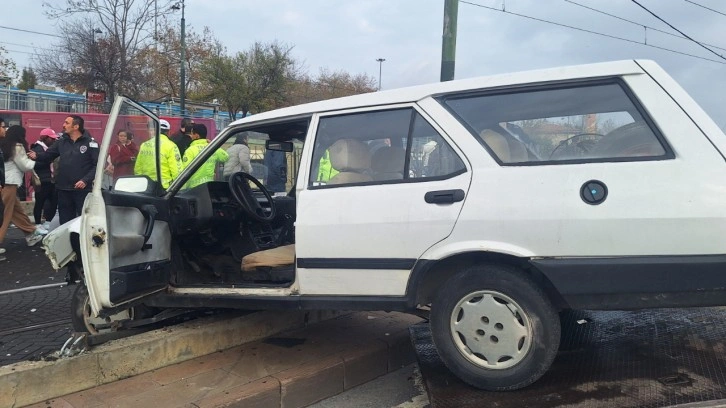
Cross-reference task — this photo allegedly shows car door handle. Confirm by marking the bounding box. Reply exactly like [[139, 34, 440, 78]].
[[425, 189, 465, 204], [140, 204, 158, 250]]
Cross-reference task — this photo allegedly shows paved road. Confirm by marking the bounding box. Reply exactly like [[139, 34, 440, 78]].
[[0, 226, 74, 366]]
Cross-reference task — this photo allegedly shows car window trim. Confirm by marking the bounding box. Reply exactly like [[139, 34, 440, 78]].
[[436, 77, 676, 166]]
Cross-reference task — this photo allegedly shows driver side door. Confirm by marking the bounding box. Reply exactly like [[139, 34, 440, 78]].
[[81, 97, 172, 315]]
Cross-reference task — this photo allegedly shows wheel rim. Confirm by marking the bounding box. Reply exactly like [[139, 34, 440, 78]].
[[81, 295, 133, 334], [450, 290, 533, 370]]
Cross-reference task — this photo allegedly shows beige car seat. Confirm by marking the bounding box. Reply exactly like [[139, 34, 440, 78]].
[[480, 129, 528, 163], [371, 146, 406, 180], [327, 139, 373, 184], [241, 244, 295, 271]]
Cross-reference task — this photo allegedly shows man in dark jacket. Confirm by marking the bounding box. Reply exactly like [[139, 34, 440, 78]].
[[29, 115, 99, 224], [171, 117, 194, 156], [30, 128, 59, 227]]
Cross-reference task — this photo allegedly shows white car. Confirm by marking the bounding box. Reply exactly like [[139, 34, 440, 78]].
[[44, 59, 726, 391]]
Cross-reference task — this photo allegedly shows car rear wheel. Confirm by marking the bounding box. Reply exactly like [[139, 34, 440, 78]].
[[430, 264, 560, 391]]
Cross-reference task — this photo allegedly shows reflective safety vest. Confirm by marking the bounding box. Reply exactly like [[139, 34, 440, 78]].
[[134, 133, 182, 189], [317, 149, 339, 182], [183, 138, 229, 189]]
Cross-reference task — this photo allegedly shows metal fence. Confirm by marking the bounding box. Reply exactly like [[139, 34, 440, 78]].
[[0, 87, 233, 130]]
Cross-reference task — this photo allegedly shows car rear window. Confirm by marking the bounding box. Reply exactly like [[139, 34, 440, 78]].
[[440, 82, 671, 164]]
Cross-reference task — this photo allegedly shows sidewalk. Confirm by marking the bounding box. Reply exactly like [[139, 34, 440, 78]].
[[10, 311, 422, 408]]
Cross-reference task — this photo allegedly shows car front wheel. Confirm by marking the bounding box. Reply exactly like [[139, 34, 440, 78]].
[[430, 264, 560, 391], [71, 284, 135, 334]]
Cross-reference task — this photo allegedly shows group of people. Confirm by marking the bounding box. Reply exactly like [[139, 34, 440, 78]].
[[0, 114, 287, 262], [1, 115, 98, 262]]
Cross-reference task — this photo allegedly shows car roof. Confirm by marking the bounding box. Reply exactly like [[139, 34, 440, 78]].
[[229, 59, 649, 126]]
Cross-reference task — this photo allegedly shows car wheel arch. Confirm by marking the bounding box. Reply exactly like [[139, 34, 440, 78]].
[[409, 251, 568, 310]]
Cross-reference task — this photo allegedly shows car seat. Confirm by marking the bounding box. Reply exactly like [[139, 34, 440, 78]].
[[480, 129, 528, 163], [371, 146, 406, 180], [327, 139, 373, 184]]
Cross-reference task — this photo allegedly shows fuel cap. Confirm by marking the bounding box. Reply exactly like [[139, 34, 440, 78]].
[[580, 180, 608, 205]]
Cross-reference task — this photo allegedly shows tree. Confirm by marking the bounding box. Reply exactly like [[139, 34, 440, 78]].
[[0, 46, 19, 81], [138, 23, 218, 102], [17, 68, 39, 90], [286, 69, 376, 106], [36, 0, 174, 102], [200, 41, 297, 120]]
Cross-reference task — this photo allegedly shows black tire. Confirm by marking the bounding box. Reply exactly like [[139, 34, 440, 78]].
[[71, 284, 135, 334], [430, 264, 560, 391]]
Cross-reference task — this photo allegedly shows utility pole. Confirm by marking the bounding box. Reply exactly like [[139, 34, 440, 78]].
[[376, 58, 386, 90], [440, 0, 459, 82], [172, 0, 186, 115], [180, 0, 186, 116]]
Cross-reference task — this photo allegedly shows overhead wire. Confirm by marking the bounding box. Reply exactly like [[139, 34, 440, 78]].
[[0, 25, 61, 38], [683, 0, 726, 18], [564, 0, 726, 53], [0, 41, 53, 52], [459, 0, 726, 65], [631, 0, 726, 61]]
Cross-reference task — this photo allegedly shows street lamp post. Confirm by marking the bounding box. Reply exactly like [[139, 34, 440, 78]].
[[376, 58, 385, 91], [172, 0, 186, 115]]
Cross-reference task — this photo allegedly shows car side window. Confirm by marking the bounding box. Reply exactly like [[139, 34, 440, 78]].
[[408, 113, 465, 179], [310, 108, 465, 187], [441, 82, 671, 164]]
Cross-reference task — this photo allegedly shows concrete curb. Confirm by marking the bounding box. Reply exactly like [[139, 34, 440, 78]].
[[21, 312, 422, 408], [0, 309, 341, 407]]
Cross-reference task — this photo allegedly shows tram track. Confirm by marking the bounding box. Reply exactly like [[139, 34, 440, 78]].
[[0, 318, 71, 336]]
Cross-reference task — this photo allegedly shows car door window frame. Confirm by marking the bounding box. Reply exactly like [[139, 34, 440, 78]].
[[307, 104, 468, 190], [437, 77, 675, 166]]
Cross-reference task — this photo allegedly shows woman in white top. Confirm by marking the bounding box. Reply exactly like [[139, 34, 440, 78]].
[[0, 126, 47, 249], [223, 133, 252, 179]]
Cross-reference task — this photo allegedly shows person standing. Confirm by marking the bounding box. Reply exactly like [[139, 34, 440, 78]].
[[107, 130, 138, 180], [30, 128, 59, 229], [263, 149, 287, 193], [1, 126, 48, 250], [223, 133, 252, 179], [134, 119, 182, 189], [182, 123, 229, 189], [29, 115, 99, 225], [171, 117, 194, 156]]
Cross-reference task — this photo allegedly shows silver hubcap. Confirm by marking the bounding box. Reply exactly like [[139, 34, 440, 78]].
[[450, 290, 532, 369]]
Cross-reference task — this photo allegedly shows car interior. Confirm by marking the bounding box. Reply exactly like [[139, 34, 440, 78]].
[[163, 121, 308, 288]]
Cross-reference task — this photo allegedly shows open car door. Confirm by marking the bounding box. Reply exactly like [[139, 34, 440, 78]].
[[81, 97, 172, 316]]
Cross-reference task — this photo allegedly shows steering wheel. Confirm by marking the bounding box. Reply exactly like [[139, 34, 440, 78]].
[[228, 172, 277, 222], [549, 133, 604, 160]]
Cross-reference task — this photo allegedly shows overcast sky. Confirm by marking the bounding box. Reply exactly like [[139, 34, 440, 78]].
[[3, 0, 725, 128]]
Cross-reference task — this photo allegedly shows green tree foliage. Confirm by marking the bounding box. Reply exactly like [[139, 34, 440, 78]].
[[201, 41, 296, 120], [17, 68, 38, 90], [0, 46, 19, 81]]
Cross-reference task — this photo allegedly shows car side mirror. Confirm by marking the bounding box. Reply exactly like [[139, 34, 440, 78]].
[[114, 176, 155, 194]]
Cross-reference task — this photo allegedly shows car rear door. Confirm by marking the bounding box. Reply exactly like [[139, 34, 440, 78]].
[[81, 97, 172, 315], [295, 105, 471, 296]]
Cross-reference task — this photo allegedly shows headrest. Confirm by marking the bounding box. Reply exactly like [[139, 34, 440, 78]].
[[328, 139, 371, 172], [480, 129, 510, 162], [371, 146, 405, 173]]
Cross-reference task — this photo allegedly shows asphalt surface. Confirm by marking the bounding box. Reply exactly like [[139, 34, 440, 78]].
[[0, 226, 74, 366]]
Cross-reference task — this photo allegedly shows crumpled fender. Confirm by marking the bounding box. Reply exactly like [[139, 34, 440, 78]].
[[42, 217, 81, 270]]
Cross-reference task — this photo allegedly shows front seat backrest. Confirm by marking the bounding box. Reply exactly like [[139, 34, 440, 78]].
[[480, 129, 511, 162], [327, 139, 373, 185], [371, 146, 405, 181]]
